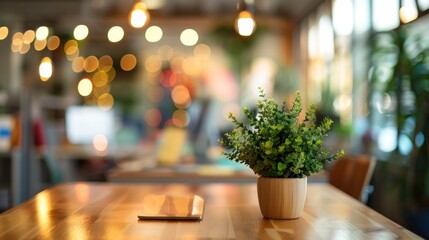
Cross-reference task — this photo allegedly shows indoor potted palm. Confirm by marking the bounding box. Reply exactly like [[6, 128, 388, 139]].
[[220, 88, 344, 219]]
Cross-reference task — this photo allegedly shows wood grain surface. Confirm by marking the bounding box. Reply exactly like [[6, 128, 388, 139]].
[[0, 182, 422, 239]]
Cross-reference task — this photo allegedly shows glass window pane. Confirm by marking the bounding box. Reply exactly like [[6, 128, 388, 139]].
[[373, 0, 400, 31], [354, 0, 370, 34], [418, 0, 429, 10]]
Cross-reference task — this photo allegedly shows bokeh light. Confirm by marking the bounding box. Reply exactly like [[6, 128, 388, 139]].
[[171, 85, 191, 106], [145, 26, 163, 42], [19, 43, 31, 54], [23, 30, 35, 44], [64, 40, 79, 60], [35, 26, 49, 40], [98, 55, 114, 72], [145, 108, 162, 127], [129, 2, 150, 28], [157, 45, 174, 60], [172, 110, 190, 127], [74, 24, 89, 40], [72, 57, 85, 72], [93, 84, 111, 97], [144, 55, 162, 73], [84, 56, 99, 73], [235, 10, 256, 36], [180, 29, 198, 46], [39, 57, 53, 81], [106, 68, 116, 82], [120, 54, 137, 71], [416, 132, 425, 147], [194, 44, 211, 60], [47, 36, 60, 50], [377, 127, 397, 152], [93, 134, 108, 152], [34, 39, 47, 51], [97, 93, 114, 110], [0, 26, 9, 40], [160, 69, 177, 88], [93, 71, 109, 87], [107, 26, 124, 43], [78, 78, 93, 96], [12, 32, 23, 49], [170, 57, 184, 73], [182, 57, 201, 76], [398, 134, 413, 155]]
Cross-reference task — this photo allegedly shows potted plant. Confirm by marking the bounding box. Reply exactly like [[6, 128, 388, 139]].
[[220, 88, 344, 219]]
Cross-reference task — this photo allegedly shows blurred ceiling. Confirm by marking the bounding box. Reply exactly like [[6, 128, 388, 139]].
[[0, 0, 322, 27]]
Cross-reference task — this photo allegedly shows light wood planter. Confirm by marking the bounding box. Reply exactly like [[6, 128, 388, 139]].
[[257, 177, 307, 219]]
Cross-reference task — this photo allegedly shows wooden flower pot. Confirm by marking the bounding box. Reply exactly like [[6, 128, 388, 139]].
[[257, 177, 307, 219]]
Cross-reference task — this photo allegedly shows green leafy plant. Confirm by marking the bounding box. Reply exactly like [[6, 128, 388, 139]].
[[220, 88, 344, 178]]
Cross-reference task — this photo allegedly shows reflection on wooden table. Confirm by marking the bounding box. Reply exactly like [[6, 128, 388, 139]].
[[0, 183, 422, 239]]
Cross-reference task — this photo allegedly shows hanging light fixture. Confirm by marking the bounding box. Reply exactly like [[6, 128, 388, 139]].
[[235, 0, 256, 37], [129, 1, 150, 28]]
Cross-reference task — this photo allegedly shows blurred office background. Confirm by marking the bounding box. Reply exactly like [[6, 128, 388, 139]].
[[1, 0, 429, 237]]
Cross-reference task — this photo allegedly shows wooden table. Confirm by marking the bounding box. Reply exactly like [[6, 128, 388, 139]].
[[107, 164, 258, 184], [0, 183, 422, 239]]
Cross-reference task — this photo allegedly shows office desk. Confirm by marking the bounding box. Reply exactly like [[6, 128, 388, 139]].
[[0, 183, 421, 239]]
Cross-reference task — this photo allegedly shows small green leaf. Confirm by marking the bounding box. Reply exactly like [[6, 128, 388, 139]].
[[278, 162, 287, 171]]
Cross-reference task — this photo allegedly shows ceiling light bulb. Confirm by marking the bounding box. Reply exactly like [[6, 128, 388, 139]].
[[235, 10, 256, 37], [129, 2, 150, 28]]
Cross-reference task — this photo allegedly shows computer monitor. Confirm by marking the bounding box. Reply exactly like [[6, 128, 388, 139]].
[[65, 106, 115, 145]]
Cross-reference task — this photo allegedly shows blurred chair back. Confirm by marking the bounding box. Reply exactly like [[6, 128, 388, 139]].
[[328, 154, 376, 202]]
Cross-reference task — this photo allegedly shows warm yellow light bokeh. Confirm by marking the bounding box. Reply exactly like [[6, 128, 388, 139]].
[[157, 45, 174, 60], [120, 54, 137, 71], [35, 26, 49, 40], [0, 26, 9, 40], [97, 93, 114, 110], [107, 26, 124, 43], [47, 36, 60, 50], [180, 29, 198, 46], [98, 55, 114, 72], [23, 30, 35, 44], [77, 78, 93, 96], [72, 57, 85, 73], [194, 44, 211, 60], [34, 39, 47, 51], [171, 85, 191, 106], [106, 68, 116, 82], [145, 55, 162, 73], [129, 2, 150, 28], [93, 84, 111, 97], [400, 6, 418, 23], [39, 57, 53, 81], [145, 26, 163, 42], [84, 56, 99, 73], [74, 24, 89, 40], [235, 10, 256, 37], [172, 110, 190, 127], [64, 40, 79, 60], [182, 57, 201, 76], [93, 134, 108, 152], [19, 43, 31, 54], [93, 70, 109, 87]]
